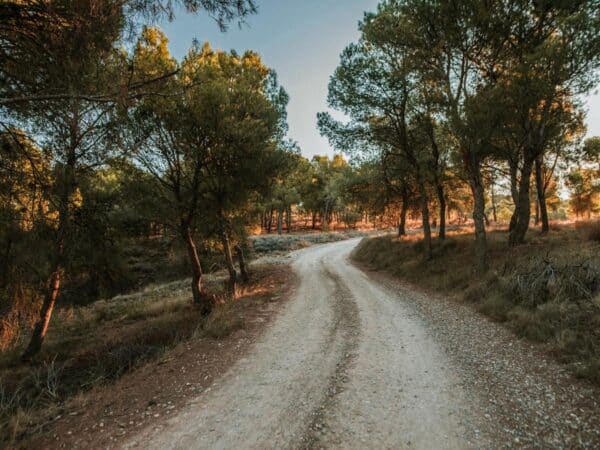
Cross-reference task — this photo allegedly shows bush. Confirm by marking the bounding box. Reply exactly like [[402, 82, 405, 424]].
[[499, 256, 600, 307], [477, 293, 512, 321]]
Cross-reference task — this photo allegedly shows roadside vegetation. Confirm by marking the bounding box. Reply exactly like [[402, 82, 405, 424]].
[[0, 264, 289, 446], [251, 231, 368, 255], [353, 221, 600, 383]]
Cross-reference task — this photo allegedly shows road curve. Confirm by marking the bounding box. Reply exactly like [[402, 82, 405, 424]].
[[124, 238, 485, 449]]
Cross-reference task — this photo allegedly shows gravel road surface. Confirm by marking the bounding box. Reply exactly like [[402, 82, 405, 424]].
[[123, 238, 599, 449]]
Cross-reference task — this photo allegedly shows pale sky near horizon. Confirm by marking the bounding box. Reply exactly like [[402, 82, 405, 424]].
[[161, 0, 600, 159]]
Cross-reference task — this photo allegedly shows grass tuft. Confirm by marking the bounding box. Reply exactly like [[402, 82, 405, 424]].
[[577, 220, 600, 242], [201, 303, 245, 339]]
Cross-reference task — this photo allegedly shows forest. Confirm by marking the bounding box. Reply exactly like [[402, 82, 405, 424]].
[[1, 0, 600, 447]]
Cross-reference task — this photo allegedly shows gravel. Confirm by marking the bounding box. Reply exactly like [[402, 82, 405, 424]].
[[368, 265, 600, 449]]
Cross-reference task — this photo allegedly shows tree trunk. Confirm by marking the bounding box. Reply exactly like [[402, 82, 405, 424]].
[[417, 178, 432, 260], [509, 157, 534, 246], [461, 147, 488, 272], [427, 118, 446, 240], [469, 174, 488, 273], [509, 159, 519, 233], [267, 208, 273, 233], [276, 210, 283, 235], [220, 227, 237, 295], [23, 139, 75, 359], [180, 219, 211, 315], [535, 156, 549, 233], [311, 212, 316, 229], [435, 183, 446, 240], [235, 244, 250, 283], [322, 204, 329, 231], [398, 188, 408, 237], [490, 178, 498, 223], [22, 259, 62, 359], [286, 205, 292, 233]]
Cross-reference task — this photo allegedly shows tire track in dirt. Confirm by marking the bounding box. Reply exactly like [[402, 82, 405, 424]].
[[306, 241, 484, 449], [122, 244, 354, 450], [301, 267, 360, 449]]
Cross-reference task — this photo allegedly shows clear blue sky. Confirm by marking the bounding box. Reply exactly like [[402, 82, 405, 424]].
[[160, 0, 600, 159]]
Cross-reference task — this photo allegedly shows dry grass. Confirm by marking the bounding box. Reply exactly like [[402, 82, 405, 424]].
[[201, 302, 245, 339], [352, 221, 600, 383], [576, 219, 600, 242], [0, 267, 281, 445]]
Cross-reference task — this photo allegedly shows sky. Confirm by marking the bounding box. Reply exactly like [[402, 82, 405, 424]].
[[160, 0, 600, 159]]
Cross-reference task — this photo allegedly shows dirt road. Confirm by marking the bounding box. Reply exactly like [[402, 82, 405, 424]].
[[123, 238, 494, 449], [121, 237, 600, 449]]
